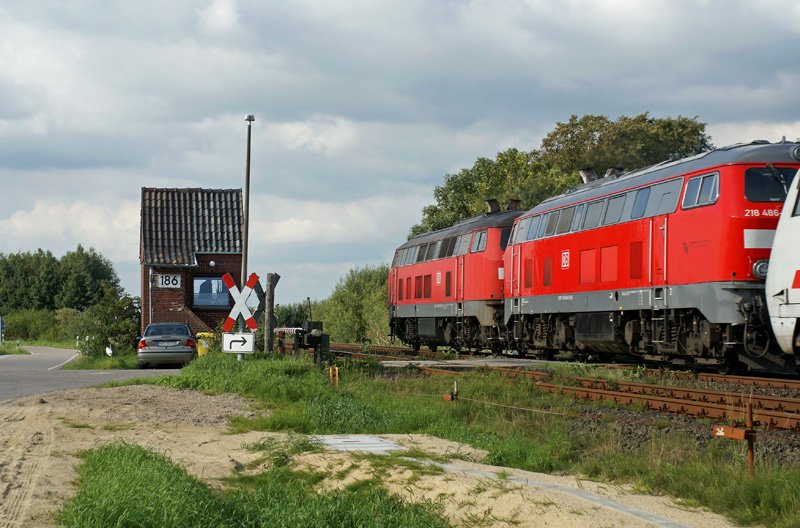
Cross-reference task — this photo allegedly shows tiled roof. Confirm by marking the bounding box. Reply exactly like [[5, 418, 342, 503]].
[[140, 188, 242, 266]]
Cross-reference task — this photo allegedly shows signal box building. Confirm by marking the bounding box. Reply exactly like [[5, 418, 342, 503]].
[[139, 187, 243, 335]]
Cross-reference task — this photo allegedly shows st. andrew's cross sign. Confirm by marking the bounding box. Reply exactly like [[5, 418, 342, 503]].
[[221, 272, 264, 332]]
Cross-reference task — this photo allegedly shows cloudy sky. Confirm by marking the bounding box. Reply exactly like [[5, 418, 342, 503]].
[[1, 0, 799, 304]]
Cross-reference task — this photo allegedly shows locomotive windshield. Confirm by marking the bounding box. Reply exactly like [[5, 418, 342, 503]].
[[744, 166, 797, 202]]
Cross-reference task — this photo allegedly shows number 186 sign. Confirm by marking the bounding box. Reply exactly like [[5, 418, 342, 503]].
[[157, 274, 181, 288]]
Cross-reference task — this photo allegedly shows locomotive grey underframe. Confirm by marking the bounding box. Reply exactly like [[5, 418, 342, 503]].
[[503, 281, 763, 325], [394, 301, 499, 328]]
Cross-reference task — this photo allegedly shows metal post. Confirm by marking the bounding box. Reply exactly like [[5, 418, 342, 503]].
[[746, 402, 754, 480], [239, 114, 255, 362]]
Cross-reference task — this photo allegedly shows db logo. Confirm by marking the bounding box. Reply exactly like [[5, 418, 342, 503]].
[[561, 250, 570, 270]]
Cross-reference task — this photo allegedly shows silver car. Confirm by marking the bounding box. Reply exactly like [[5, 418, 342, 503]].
[[137, 323, 197, 368]]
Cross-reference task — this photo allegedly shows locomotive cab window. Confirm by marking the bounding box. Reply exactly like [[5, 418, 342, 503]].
[[683, 172, 719, 208], [745, 167, 797, 202], [471, 230, 487, 252], [514, 217, 532, 245]]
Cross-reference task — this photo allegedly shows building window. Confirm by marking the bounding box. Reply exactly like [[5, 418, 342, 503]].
[[193, 277, 230, 308]]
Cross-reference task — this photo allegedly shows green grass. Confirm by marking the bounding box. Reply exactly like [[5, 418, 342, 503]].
[[0, 342, 28, 355], [61, 354, 138, 370], [17, 338, 79, 350], [59, 442, 451, 528], [96, 354, 800, 527]]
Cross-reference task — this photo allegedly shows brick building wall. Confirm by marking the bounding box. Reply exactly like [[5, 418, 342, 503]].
[[140, 253, 243, 335]]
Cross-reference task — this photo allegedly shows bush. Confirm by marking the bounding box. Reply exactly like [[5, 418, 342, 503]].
[[77, 283, 140, 358], [3, 309, 57, 340]]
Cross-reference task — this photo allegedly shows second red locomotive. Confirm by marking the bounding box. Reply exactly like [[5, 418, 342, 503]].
[[389, 140, 800, 373]]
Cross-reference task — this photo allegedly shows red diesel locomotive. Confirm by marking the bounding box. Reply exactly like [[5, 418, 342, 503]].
[[388, 201, 523, 353], [505, 140, 800, 373]]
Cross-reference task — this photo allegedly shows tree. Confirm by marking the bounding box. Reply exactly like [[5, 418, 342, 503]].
[[535, 113, 713, 176], [55, 245, 119, 311], [315, 265, 390, 345], [410, 113, 713, 236]]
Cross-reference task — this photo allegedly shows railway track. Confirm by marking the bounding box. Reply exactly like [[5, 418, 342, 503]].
[[418, 365, 800, 431], [328, 343, 800, 431]]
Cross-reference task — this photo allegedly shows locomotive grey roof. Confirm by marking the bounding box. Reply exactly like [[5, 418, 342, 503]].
[[140, 187, 243, 266], [526, 141, 800, 216], [398, 209, 523, 249]]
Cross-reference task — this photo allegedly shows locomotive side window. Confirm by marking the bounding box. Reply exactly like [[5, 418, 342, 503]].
[[745, 167, 796, 202], [683, 173, 719, 208], [426, 241, 440, 261], [544, 211, 559, 236], [603, 195, 626, 225], [416, 244, 427, 263], [571, 204, 585, 231], [471, 230, 488, 252], [631, 187, 650, 219], [647, 178, 682, 216], [438, 237, 453, 258], [423, 275, 432, 298], [537, 213, 549, 237], [556, 207, 575, 234], [526, 215, 541, 240], [455, 234, 472, 256], [398, 279, 403, 300], [414, 276, 422, 299], [582, 200, 604, 229], [445, 272, 452, 297]]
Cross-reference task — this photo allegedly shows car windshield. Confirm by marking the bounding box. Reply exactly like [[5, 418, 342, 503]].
[[145, 325, 190, 337]]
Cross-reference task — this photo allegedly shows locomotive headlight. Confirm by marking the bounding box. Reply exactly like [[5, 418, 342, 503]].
[[752, 259, 769, 280]]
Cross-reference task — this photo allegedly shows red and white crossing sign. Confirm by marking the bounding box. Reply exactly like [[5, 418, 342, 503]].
[[222, 272, 259, 332]]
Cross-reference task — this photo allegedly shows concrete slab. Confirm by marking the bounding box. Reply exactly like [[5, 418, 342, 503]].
[[313, 434, 404, 453]]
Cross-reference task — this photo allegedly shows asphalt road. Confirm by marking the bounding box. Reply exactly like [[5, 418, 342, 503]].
[[0, 346, 180, 402]]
